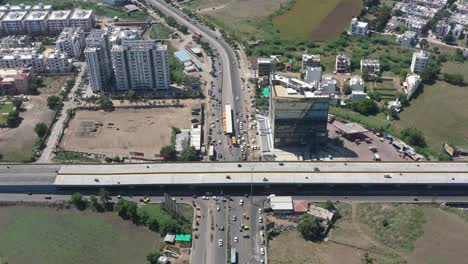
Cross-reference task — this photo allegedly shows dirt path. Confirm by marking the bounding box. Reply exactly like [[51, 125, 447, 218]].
[[197, 4, 226, 13], [351, 203, 407, 260]]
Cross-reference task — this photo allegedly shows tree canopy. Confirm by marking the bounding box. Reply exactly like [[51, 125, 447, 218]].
[[401, 127, 427, 147], [297, 214, 324, 242], [34, 122, 48, 138]]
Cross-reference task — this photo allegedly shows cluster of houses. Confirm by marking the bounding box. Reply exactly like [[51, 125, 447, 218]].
[[387, 0, 467, 45]]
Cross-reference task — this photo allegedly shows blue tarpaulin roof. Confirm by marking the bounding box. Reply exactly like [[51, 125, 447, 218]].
[[174, 50, 192, 63]]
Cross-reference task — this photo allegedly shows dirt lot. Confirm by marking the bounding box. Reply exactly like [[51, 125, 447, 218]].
[[0, 76, 70, 162], [62, 100, 200, 158]]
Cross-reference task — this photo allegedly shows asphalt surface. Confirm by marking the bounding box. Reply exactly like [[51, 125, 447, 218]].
[[0, 165, 59, 185], [145, 0, 244, 161]]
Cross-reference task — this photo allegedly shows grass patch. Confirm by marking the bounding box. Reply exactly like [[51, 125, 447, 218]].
[[140, 203, 193, 234], [150, 23, 172, 39], [366, 80, 398, 100], [357, 203, 425, 253], [329, 106, 391, 132], [0, 101, 14, 126], [395, 81, 468, 149], [53, 151, 99, 163], [5, 0, 148, 21], [441, 61, 468, 76], [0, 206, 158, 264]]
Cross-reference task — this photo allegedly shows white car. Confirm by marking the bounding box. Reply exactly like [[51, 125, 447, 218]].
[[234, 236, 238, 243], [218, 239, 223, 247], [260, 247, 264, 255], [217, 206, 220, 211], [236, 96, 239, 101], [258, 216, 263, 223], [202, 196, 209, 200], [232, 215, 237, 221], [258, 208, 262, 214], [239, 199, 244, 206]]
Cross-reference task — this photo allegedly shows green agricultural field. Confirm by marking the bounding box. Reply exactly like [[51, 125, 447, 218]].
[[273, 0, 362, 40], [366, 79, 399, 100], [0, 101, 14, 126], [0, 206, 159, 264]]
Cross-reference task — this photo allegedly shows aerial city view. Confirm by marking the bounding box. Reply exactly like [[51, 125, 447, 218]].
[[0, 0, 467, 263]]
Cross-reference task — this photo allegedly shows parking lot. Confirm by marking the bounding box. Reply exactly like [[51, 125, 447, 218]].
[[327, 120, 406, 162]]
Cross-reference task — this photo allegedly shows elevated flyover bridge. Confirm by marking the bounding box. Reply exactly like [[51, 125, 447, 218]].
[[52, 162, 468, 187]]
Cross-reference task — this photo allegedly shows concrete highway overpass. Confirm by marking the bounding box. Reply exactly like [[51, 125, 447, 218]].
[[51, 162, 468, 187]]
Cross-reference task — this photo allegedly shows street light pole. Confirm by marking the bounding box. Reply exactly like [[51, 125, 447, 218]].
[[250, 167, 253, 203]]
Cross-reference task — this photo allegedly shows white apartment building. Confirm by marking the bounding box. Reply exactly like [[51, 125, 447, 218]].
[[46, 51, 72, 74], [111, 40, 170, 92], [403, 74, 422, 100], [56, 27, 85, 59], [0, 47, 46, 72], [348, 17, 368, 36], [410, 50, 429, 73], [0, 4, 31, 12], [70, 9, 95, 32], [1, 11, 27, 35], [85, 29, 113, 93], [32, 3, 53, 12], [396, 30, 418, 47], [24, 10, 49, 35], [47, 10, 71, 34], [302, 54, 320, 71]]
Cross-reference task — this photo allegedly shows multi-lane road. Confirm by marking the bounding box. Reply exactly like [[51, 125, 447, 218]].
[[145, 0, 247, 160]]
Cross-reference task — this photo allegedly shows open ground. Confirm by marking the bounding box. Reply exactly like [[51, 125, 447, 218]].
[[0, 76, 71, 162], [0, 206, 158, 264], [269, 203, 468, 264], [186, 0, 361, 41], [186, 0, 288, 40], [61, 100, 201, 158], [273, 0, 362, 40]]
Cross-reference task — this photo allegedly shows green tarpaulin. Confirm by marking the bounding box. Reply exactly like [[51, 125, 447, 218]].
[[175, 234, 191, 241], [262, 87, 270, 97]]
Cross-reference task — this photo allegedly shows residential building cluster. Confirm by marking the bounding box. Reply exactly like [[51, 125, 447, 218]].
[[387, 0, 466, 43], [56, 27, 86, 59], [0, 4, 95, 36], [0, 46, 71, 74], [85, 28, 170, 94], [450, 0, 468, 26]]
